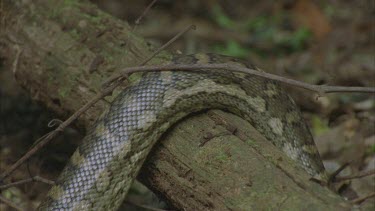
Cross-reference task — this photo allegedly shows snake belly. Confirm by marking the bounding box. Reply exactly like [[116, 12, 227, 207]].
[[38, 53, 325, 210]]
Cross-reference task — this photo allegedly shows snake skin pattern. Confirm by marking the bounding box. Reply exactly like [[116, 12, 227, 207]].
[[38, 53, 326, 210]]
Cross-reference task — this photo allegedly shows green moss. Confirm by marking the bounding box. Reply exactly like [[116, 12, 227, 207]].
[[215, 150, 229, 162], [128, 72, 143, 83], [63, 0, 80, 7], [47, 73, 55, 83], [69, 28, 80, 40], [47, 7, 60, 19], [46, 0, 78, 19], [81, 13, 102, 24], [58, 86, 70, 99]]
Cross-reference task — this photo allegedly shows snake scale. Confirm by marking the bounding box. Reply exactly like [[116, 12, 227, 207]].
[[38, 53, 326, 210]]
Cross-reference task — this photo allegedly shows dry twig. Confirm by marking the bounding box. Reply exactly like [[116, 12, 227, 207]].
[[334, 169, 375, 182], [351, 192, 375, 204], [103, 64, 375, 94], [0, 176, 55, 190], [328, 162, 350, 185], [135, 0, 158, 26]]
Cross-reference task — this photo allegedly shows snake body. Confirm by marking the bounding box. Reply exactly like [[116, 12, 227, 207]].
[[38, 53, 325, 210]]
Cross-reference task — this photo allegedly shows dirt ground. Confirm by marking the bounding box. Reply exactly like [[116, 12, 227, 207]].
[[1, 0, 374, 210]]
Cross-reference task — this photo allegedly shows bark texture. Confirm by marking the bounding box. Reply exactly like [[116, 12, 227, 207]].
[[0, 0, 351, 210]]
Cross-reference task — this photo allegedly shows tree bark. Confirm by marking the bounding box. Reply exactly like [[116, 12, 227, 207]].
[[0, 0, 352, 210]]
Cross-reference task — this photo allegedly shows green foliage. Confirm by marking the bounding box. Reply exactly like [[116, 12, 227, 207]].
[[213, 40, 251, 58], [245, 15, 312, 54], [211, 5, 236, 29], [371, 144, 375, 154], [366, 144, 375, 156], [58, 86, 70, 99], [371, 144, 375, 153], [286, 27, 312, 51], [311, 115, 329, 136], [209, 5, 313, 57]]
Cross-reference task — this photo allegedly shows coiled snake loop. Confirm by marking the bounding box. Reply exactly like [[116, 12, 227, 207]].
[[39, 53, 325, 210]]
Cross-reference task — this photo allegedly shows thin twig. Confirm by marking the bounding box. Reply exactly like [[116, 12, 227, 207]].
[[0, 176, 55, 189], [328, 162, 350, 184], [12, 45, 22, 74], [125, 0, 158, 54], [48, 119, 63, 128], [135, 0, 158, 25], [351, 192, 375, 204], [113, 0, 158, 81], [334, 169, 375, 182], [139, 24, 196, 66], [96, 0, 160, 87], [103, 64, 375, 94], [0, 195, 24, 211]]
